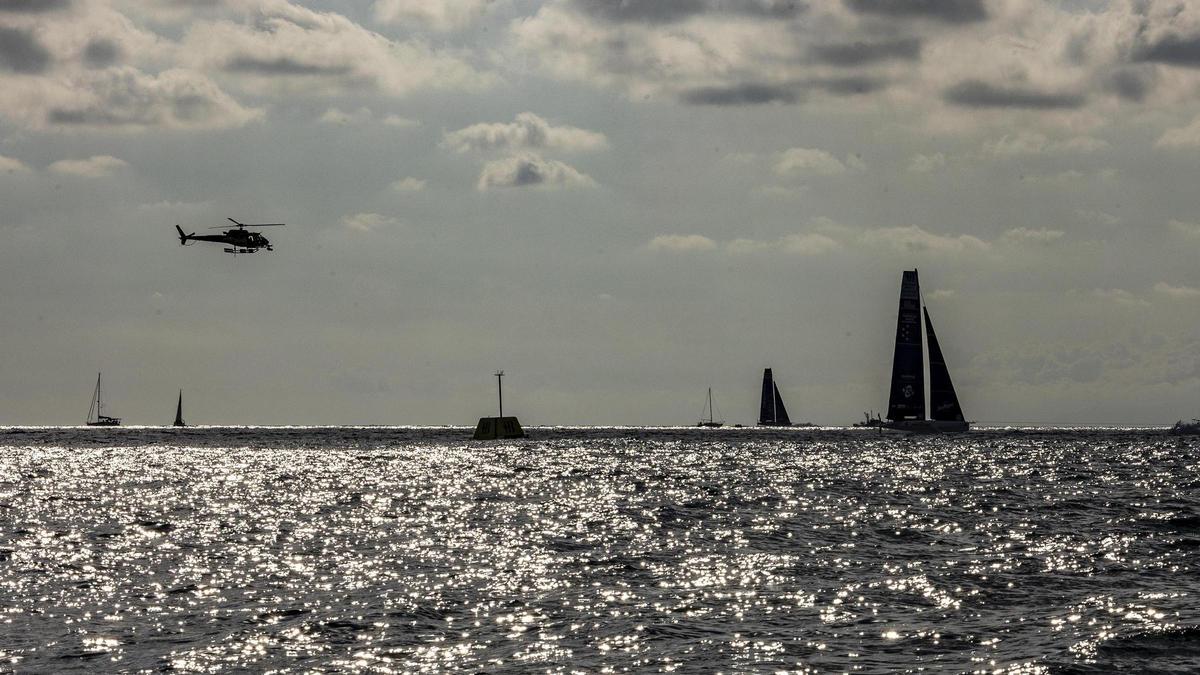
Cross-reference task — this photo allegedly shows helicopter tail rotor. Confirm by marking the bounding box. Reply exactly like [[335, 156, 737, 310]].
[[175, 225, 194, 245]]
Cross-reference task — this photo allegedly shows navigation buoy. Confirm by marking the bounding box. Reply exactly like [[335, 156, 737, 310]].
[[473, 370, 525, 440]]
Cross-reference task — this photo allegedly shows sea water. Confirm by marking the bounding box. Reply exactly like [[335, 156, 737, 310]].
[[1, 426, 1198, 672]]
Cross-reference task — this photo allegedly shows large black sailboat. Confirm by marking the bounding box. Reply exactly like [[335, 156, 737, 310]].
[[173, 390, 186, 427], [86, 372, 121, 426], [758, 368, 793, 427], [884, 270, 969, 432]]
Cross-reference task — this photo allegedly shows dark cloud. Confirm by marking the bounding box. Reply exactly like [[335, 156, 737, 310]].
[[809, 38, 921, 67], [83, 39, 121, 69], [810, 76, 886, 95], [0, 26, 51, 74], [1105, 67, 1154, 102], [681, 82, 799, 105], [574, 0, 708, 24], [1134, 33, 1200, 67], [224, 56, 353, 76], [943, 80, 1086, 110], [0, 0, 70, 12], [574, 0, 804, 24], [843, 0, 987, 24]]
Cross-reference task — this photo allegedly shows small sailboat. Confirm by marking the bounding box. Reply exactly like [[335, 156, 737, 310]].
[[172, 390, 186, 427], [697, 387, 724, 428], [883, 270, 969, 433], [758, 368, 792, 427], [86, 372, 121, 426]]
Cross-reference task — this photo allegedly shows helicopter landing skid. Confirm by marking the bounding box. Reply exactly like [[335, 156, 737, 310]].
[[223, 247, 258, 254]]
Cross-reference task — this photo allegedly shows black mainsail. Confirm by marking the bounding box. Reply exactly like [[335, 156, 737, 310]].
[[173, 390, 186, 427], [887, 270, 925, 422], [924, 308, 965, 423], [758, 368, 792, 426]]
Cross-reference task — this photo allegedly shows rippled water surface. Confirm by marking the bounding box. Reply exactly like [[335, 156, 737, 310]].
[[2, 426, 1199, 673]]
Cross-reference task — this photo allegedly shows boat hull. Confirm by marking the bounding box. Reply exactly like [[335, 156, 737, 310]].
[[86, 418, 121, 427], [883, 419, 969, 433], [697, 422, 724, 428]]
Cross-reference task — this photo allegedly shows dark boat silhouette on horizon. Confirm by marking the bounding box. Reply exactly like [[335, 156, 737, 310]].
[[86, 372, 121, 427], [882, 270, 969, 433], [173, 390, 186, 427], [697, 387, 724, 428]]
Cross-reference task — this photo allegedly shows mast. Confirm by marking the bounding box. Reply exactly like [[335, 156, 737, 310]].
[[495, 371, 505, 418], [707, 387, 713, 424], [87, 373, 100, 424], [887, 270, 926, 422], [924, 307, 965, 422]]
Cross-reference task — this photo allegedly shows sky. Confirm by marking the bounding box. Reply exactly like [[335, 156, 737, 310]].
[[1, 0, 1200, 426]]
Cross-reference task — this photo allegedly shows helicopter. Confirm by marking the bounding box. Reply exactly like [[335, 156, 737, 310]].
[[175, 218, 285, 254]]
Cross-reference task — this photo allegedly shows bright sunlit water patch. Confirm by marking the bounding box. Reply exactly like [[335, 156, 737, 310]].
[[1, 426, 1198, 671]]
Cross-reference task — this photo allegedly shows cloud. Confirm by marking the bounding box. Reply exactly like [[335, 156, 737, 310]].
[[0, 0, 70, 11], [1133, 33, 1200, 68], [680, 83, 799, 106], [0, 26, 52, 74], [373, 0, 493, 32], [774, 147, 863, 177], [1155, 115, 1200, 149], [476, 153, 596, 190], [1075, 209, 1121, 226], [860, 225, 988, 254], [944, 80, 1085, 110], [908, 152, 944, 173], [1154, 282, 1200, 300], [571, 0, 806, 25], [808, 38, 921, 67], [443, 112, 607, 153], [843, 0, 986, 24], [1168, 219, 1200, 238], [983, 132, 1108, 157], [1001, 227, 1064, 245], [1091, 288, 1147, 307], [48, 154, 128, 177], [646, 234, 717, 252], [390, 176, 426, 192], [82, 38, 121, 68], [318, 106, 373, 125], [0, 154, 30, 173], [340, 212, 398, 232], [181, 3, 494, 97], [43, 67, 262, 130], [382, 114, 418, 128]]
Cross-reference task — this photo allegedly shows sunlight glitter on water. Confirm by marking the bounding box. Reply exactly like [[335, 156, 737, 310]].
[[1, 427, 1198, 671]]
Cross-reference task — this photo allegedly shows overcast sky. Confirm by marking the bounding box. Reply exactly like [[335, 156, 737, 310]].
[[1, 0, 1199, 425]]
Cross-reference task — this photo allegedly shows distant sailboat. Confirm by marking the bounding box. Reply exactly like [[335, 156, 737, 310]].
[[173, 390, 186, 427], [86, 372, 121, 426], [883, 270, 969, 433], [758, 368, 792, 427], [697, 387, 724, 428]]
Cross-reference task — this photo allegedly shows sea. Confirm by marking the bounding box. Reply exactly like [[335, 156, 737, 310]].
[[1, 426, 1198, 673]]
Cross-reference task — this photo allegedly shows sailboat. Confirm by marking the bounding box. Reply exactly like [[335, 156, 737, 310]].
[[883, 270, 969, 433], [758, 368, 792, 426], [85, 372, 121, 426], [172, 390, 186, 427], [697, 387, 724, 428]]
